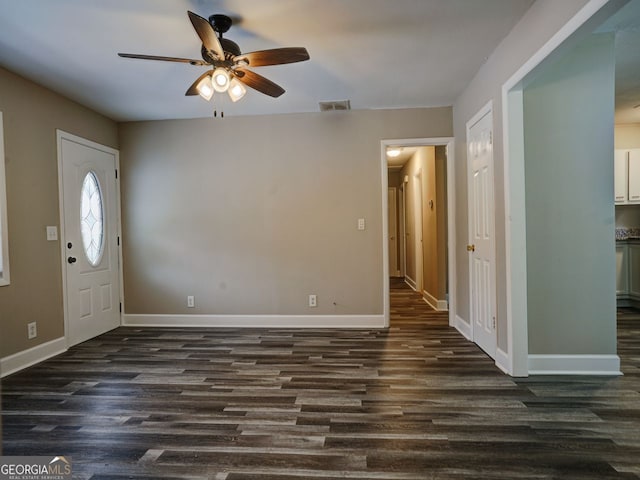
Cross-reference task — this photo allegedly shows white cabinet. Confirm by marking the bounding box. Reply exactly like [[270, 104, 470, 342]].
[[615, 149, 640, 204], [616, 244, 629, 295], [615, 150, 628, 203], [629, 243, 640, 299], [629, 150, 640, 203], [617, 240, 640, 307]]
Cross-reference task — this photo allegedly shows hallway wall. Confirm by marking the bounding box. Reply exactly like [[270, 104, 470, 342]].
[[399, 147, 447, 307]]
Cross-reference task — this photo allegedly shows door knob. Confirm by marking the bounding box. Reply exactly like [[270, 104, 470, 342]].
[[67, 256, 77, 264], [467, 244, 475, 252]]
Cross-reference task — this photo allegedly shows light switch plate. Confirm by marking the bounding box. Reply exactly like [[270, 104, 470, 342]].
[[46, 226, 58, 241]]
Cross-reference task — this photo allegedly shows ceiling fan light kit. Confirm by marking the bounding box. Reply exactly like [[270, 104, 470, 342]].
[[196, 75, 214, 101], [212, 67, 230, 92], [118, 11, 310, 111], [228, 78, 247, 102]]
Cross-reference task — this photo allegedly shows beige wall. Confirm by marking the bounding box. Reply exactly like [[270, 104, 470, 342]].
[[435, 146, 448, 300], [399, 146, 447, 304], [523, 32, 616, 355], [387, 171, 402, 276], [615, 123, 640, 149], [452, 0, 593, 353], [0, 67, 118, 358], [119, 108, 452, 316]]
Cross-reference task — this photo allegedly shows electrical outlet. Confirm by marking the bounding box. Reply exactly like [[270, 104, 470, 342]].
[[28, 322, 37, 339], [308, 294, 317, 307], [187, 296, 195, 308], [357, 218, 366, 230]]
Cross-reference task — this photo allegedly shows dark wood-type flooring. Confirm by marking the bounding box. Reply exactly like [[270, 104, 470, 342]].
[[2, 280, 640, 479]]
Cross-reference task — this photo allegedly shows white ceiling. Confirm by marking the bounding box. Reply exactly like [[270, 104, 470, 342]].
[[0, 0, 534, 121], [387, 147, 419, 170]]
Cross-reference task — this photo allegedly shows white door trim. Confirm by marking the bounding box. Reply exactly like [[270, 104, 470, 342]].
[[501, 0, 612, 377], [56, 130, 124, 348], [381, 137, 456, 329]]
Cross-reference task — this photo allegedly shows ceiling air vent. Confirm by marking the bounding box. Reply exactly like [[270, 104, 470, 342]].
[[319, 100, 351, 112]]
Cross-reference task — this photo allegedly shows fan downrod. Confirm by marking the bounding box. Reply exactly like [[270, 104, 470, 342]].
[[209, 14, 232, 35]]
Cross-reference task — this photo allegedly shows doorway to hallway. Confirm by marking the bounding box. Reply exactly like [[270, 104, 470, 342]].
[[381, 138, 456, 329]]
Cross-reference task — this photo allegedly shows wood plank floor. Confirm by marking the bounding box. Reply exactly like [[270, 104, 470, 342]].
[[2, 280, 640, 479]]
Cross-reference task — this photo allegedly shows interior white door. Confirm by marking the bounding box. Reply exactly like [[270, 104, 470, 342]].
[[388, 187, 399, 276], [59, 133, 120, 347], [399, 184, 406, 277], [414, 171, 424, 292], [614, 150, 627, 203], [467, 109, 497, 357]]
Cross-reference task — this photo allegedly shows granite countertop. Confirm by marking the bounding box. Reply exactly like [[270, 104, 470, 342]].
[[616, 227, 640, 241]]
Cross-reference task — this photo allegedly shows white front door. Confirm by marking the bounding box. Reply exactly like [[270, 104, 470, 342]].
[[58, 132, 121, 347], [388, 187, 399, 277], [467, 107, 497, 357]]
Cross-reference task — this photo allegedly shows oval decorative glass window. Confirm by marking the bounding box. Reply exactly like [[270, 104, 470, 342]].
[[80, 171, 104, 266]]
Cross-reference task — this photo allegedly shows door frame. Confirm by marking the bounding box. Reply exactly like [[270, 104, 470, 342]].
[[381, 137, 456, 328], [501, 0, 613, 376], [466, 101, 497, 357], [56, 130, 124, 348]]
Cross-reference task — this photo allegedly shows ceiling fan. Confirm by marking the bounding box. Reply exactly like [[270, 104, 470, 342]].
[[118, 11, 310, 103]]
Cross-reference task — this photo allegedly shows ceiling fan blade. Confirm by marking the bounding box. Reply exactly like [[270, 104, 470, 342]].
[[188, 11, 225, 60], [118, 53, 207, 66], [185, 70, 213, 96], [236, 47, 310, 67], [234, 68, 285, 98]]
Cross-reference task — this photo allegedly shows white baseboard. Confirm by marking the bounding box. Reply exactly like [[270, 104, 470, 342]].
[[405, 276, 417, 291], [123, 314, 386, 329], [454, 314, 472, 340], [495, 347, 510, 375], [528, 354, 622, 375], [422, 290, 448, 311], [1, 337, 67, 378]]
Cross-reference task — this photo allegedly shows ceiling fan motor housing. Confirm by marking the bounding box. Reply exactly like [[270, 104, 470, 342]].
[[202, 14, 241, 58], [220, 38, 241, 56], [209, 14, 232, 34]]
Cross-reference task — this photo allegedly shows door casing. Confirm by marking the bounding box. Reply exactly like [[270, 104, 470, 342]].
[[381, 137, 456, 329]]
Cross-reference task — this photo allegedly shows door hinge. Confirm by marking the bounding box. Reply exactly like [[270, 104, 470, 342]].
[[493, 316, 496, 329], [117, 236, 120, 246], [115, 169, 118, 179], [119, 302, 122, 313]]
